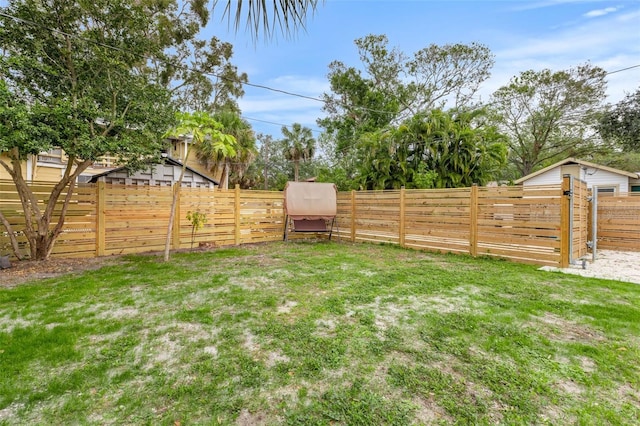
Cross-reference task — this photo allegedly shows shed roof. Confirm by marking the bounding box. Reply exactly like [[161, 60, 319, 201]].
[[514, 157, 639, 184], [88, 156, 219, 185]]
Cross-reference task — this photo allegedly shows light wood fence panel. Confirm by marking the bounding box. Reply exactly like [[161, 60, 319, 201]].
[[3, 179, 602, 267], [403, 188, 471, 253], [177, 186, 217, 249], [597, 193, 640, 251], [335, 192, 354, 241], [0, 180, 96, 259], [571, 179, 590, 261], [102, 184, 172, 256], [238, 190, 284, 244], [351, 190, 402, 244], [476, 186, 562, 266]]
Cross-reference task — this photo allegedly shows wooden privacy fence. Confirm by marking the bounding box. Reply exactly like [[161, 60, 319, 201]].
[[0, 176, 603, 267], [593, 192, 640, 251], [0, 181, 285, 259], [335, 184, 568, 266]]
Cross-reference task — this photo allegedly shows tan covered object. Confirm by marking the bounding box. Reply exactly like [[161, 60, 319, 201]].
[[283, 182, 337, 220]]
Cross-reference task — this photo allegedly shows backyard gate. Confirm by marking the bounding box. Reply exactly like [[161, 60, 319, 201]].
[[562, 174, 590, 267]]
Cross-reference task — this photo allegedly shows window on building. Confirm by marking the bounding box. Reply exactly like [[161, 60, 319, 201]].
[[596, 187, 616, 196], [630, 185, 640, 193]]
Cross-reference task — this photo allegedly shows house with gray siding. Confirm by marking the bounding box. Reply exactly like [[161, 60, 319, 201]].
[[88, 157, 218, 188]]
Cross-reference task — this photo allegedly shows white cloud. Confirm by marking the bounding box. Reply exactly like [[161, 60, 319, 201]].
[[478, 7, 640, 104], [511, 0, 605, 11], [584, 6, 619, 17]]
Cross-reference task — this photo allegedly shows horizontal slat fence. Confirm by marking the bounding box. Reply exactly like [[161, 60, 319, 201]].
[[334, 185, 564, 266], [571, 179, 590, 262], [4, 177, 620, 267], [476, 185, 562, 266], [101, 184, 173, 256], [0, 181, 97, 259], [596, 193, 640, 251], [404, 188, 471, 254]]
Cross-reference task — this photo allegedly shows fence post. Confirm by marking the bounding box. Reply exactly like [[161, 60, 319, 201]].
[[399, 187, 406, 247], [96, 181, 105, 257], [560, 175, 571, 268], [469, 184, 478, 257], [172, 183, 181, 250], [350, 190, 356, 243], [234, 184, 241, 245]]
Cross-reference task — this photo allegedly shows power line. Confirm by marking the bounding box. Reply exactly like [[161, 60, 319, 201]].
[[2, 9, 639, 138], [605, 64, 640, 75]]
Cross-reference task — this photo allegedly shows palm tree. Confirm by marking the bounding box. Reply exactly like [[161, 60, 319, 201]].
[[163, 111, 237, 261], [219, 0, 321, 39], [196, 110, 256, 189], [282, 123, 316, 182]]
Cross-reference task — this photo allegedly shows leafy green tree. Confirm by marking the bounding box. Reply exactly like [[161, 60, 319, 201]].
[[0, 0, 175, 260], [589, 151, 640, 174], [141, 0, 247, 112], [0, 0, 318, 261], [163, 111, 236, 261], [356, 109, 507, 190], [598, 88, 640, 152], [282, 123, 316, 182], [490, 64, 608, 177], [319, 34, 494, 159]]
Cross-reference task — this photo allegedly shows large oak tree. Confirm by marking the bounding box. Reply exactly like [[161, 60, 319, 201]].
[[490, 64, 608, 178], [598, 87, 640, 153]]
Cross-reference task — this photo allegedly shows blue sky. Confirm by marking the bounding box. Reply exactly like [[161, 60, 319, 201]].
[[206, 0, 640, 138]]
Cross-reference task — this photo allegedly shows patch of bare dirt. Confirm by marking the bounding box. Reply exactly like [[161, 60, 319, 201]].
[[0, 256, 123, 288]]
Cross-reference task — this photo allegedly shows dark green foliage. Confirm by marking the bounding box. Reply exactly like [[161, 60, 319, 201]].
[[357, 109, 507, 189], [599, 88, 640, 152], [490, 64, 608, 177]]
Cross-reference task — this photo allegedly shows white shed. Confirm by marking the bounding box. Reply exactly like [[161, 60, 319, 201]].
[[515, 158, 640, 195]]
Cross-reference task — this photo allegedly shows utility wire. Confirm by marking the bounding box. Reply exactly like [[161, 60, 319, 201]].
[[1, 9, 639, 137]]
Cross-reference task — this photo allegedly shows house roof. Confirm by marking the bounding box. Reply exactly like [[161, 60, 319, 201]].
[[514, 157, 639, 184], [88, 156, 219, 185]]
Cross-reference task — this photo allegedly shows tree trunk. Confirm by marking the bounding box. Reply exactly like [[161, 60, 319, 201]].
[[1, 150, 92, 261], [0, 211, 24, 260], [164, 148, 191, 262]]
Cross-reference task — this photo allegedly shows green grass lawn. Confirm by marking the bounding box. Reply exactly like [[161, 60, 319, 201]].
[[1, 241, 639, 425]]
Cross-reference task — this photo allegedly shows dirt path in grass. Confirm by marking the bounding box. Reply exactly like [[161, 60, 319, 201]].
[[0, 256, 122, 288], [540, 250, 640, 285]]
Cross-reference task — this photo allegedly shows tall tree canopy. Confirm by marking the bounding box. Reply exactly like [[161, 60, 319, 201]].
[[0, 0, 179, 260], [490, 64, 608, 178], [598, 87, 640, 152], [319, 34, 494, 156]]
